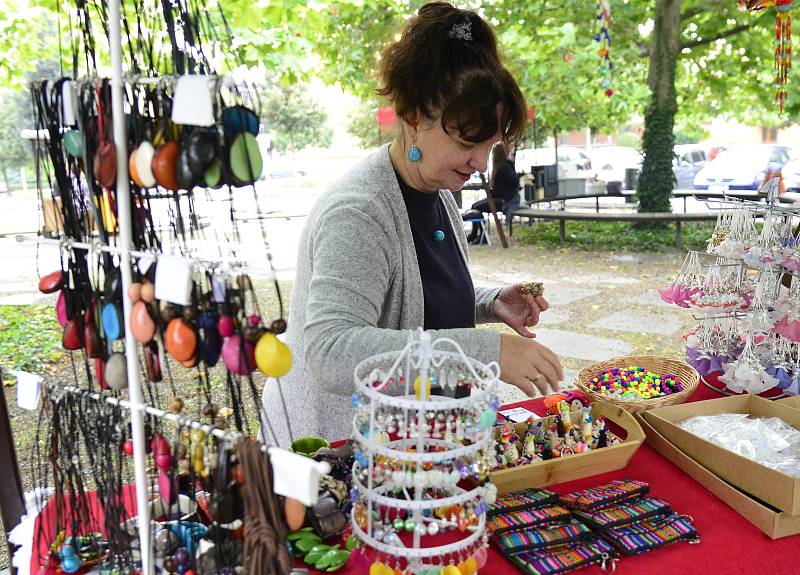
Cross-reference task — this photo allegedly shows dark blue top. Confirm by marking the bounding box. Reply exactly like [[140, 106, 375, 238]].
[[396, 174, 475, 330]]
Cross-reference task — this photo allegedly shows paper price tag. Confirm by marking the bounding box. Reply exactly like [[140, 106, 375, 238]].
[[499, 406, 540, 423], [12, 370, 42, 411]]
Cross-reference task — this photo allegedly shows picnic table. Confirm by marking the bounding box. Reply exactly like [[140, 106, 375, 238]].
[[508, 208, 719, 249]]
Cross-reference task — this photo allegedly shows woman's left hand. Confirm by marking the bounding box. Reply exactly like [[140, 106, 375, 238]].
[[492, 284, 550, 338]]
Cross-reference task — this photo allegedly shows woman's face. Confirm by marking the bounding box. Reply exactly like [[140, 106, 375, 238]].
[[404, 114, 500, 192]]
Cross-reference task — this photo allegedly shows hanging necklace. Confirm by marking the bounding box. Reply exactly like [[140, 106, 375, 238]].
[[406, 184, 447, 243]]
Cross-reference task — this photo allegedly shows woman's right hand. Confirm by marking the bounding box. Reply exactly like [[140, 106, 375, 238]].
[[498, 333, 564, 396]]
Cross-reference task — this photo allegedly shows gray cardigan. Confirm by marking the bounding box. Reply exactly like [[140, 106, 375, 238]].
[[261, 144, 503, 447]]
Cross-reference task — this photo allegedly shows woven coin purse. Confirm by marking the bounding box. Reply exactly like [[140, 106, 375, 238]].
[[507, 538, 616, 575], [572, 497, 672, 529], [493, 521, 594, 555], [560, 479, 650, 511], [600, 513, 700, 556], [488, 488, 559, 517], [487, 505, 572, 536]]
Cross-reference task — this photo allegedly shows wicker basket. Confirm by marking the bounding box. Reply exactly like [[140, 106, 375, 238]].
[[575, 355, 700, 414]]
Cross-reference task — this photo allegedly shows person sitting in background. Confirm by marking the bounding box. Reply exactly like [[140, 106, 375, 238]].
[[465, 141, 520, 244]]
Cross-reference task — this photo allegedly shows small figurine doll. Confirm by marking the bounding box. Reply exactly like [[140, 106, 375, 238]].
[[594, 418, 608, 449], [523, 431, 540, 461], [564, 390, 590, 412], [555, 414, 566, 438], [543, 390, 590, 415], [547, 429, 562, 458], [498, 421, 521, 466], [581, 407, 593, 445], [533, 420, 546, 443], [558, 401, 574, 432]]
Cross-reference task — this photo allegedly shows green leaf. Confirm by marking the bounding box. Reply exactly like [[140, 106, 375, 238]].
[[294, 534, 323, 553], [287, 527, 316, 541], [313, 548, 342, 570]]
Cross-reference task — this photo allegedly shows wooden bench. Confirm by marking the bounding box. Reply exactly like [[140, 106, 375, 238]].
[[509, 208, 719, 249]]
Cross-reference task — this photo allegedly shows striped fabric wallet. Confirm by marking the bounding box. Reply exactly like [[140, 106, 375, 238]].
[[488, 488, 559, 517], [601, 513, 699, 556], [487, 505, 572, 536], [508, 538, 615, 575], [560, 479, 650, 511], [493, 521, 593, 554], [572, 496, 671, 529]]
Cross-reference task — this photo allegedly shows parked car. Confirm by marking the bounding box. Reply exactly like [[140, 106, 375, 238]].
[[514, 146, 592, 179], [693, 144, 792, 191], [673, 144, 708, 189], [591, 145, 642, 190], [781, 157, 800, 192]]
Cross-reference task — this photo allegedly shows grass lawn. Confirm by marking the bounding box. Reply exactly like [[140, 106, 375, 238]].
[[514, 220, 717, 252]]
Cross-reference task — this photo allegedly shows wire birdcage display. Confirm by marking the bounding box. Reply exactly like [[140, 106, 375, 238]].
[[349, 331, 500, 574]]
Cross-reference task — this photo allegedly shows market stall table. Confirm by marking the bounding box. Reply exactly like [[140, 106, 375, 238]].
[[314, 382, 800, 575]]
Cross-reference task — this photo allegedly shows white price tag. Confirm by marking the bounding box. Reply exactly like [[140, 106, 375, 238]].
[[499, 406, 540, 423], [12, 370, 42, 411]]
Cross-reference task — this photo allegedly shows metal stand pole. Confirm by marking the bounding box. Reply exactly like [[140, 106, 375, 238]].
[[0, 371, 25, 574], [108, 0, 152, 572]]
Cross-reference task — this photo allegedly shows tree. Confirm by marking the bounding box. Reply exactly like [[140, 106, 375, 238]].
[[0, 59, 61, 190], [260, 83, 333, 156], [638, 0, 681, 213], [0, 89, 31, 190], [347, 99, 396, 149]]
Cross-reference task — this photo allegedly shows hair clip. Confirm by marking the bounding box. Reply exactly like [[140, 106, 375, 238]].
[[448, 20, 473, 41]]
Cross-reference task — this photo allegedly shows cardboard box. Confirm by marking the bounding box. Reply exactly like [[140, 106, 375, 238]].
[[41, 196, 63, 234], [778, 396, 800, 410], [644, 395, 800, 515], [490, 401, 644, 494], [637, 411, 800, 539]]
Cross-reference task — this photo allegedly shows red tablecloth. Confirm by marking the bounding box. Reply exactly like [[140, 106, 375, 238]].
[[322, 380, 800, 575]]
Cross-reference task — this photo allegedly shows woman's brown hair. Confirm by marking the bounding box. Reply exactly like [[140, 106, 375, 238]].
[[377, 1, 527, 144], [489, 141, 509, 188]]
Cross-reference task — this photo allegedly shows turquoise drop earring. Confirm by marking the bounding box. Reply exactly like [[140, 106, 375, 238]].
[[407, 139, 422, 162]]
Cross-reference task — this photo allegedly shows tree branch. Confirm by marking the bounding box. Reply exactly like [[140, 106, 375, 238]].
[[680, 7, 705, 22], [681, 23, 751, 50]]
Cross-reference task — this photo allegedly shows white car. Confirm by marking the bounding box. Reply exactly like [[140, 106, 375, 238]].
[[693, 145, 792, 190], [591, 146, 643, 189], [782, 156, 800, 192], [514, 146, 592, 179]]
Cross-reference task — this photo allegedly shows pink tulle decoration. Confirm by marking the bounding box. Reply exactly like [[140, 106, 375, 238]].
[[673, 286, 699, 308], [739, 332, 766, 345], [774, 317, 800, 342], [782, 258, 800, 272], [658, 284, 678, 304]]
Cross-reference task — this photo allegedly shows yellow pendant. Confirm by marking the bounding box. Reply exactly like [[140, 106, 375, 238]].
[[414, 376, 431, 400], [254, 332, 293, 377], [458, 558, 478, 575]]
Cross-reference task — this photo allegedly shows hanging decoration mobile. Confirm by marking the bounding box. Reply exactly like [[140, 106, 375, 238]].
[[595, 0, 613, 96], [739, 0, 795, 112]]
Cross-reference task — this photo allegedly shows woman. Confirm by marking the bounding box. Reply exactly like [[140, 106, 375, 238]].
[[262, 2, 564, 448], [466, 142, 520, 245]]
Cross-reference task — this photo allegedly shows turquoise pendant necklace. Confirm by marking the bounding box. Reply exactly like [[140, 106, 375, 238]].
[[430, 196, 446, 242]]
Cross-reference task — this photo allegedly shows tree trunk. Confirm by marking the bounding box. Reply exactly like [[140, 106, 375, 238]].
[[638, 0, 681, 214], [2, 168, 11, 193]]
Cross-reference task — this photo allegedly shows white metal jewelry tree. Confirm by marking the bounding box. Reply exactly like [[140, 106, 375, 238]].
[[349, 331, 499, 574]]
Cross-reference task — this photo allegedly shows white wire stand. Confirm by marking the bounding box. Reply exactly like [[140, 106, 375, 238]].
[[350, 331, 499, 573], [679, 191, 799, 399]]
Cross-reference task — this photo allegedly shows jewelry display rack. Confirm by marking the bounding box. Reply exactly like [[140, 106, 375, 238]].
[[349, 331, 499, 573], [4, 2, 296, 574], [671, 186, 800, 398]]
